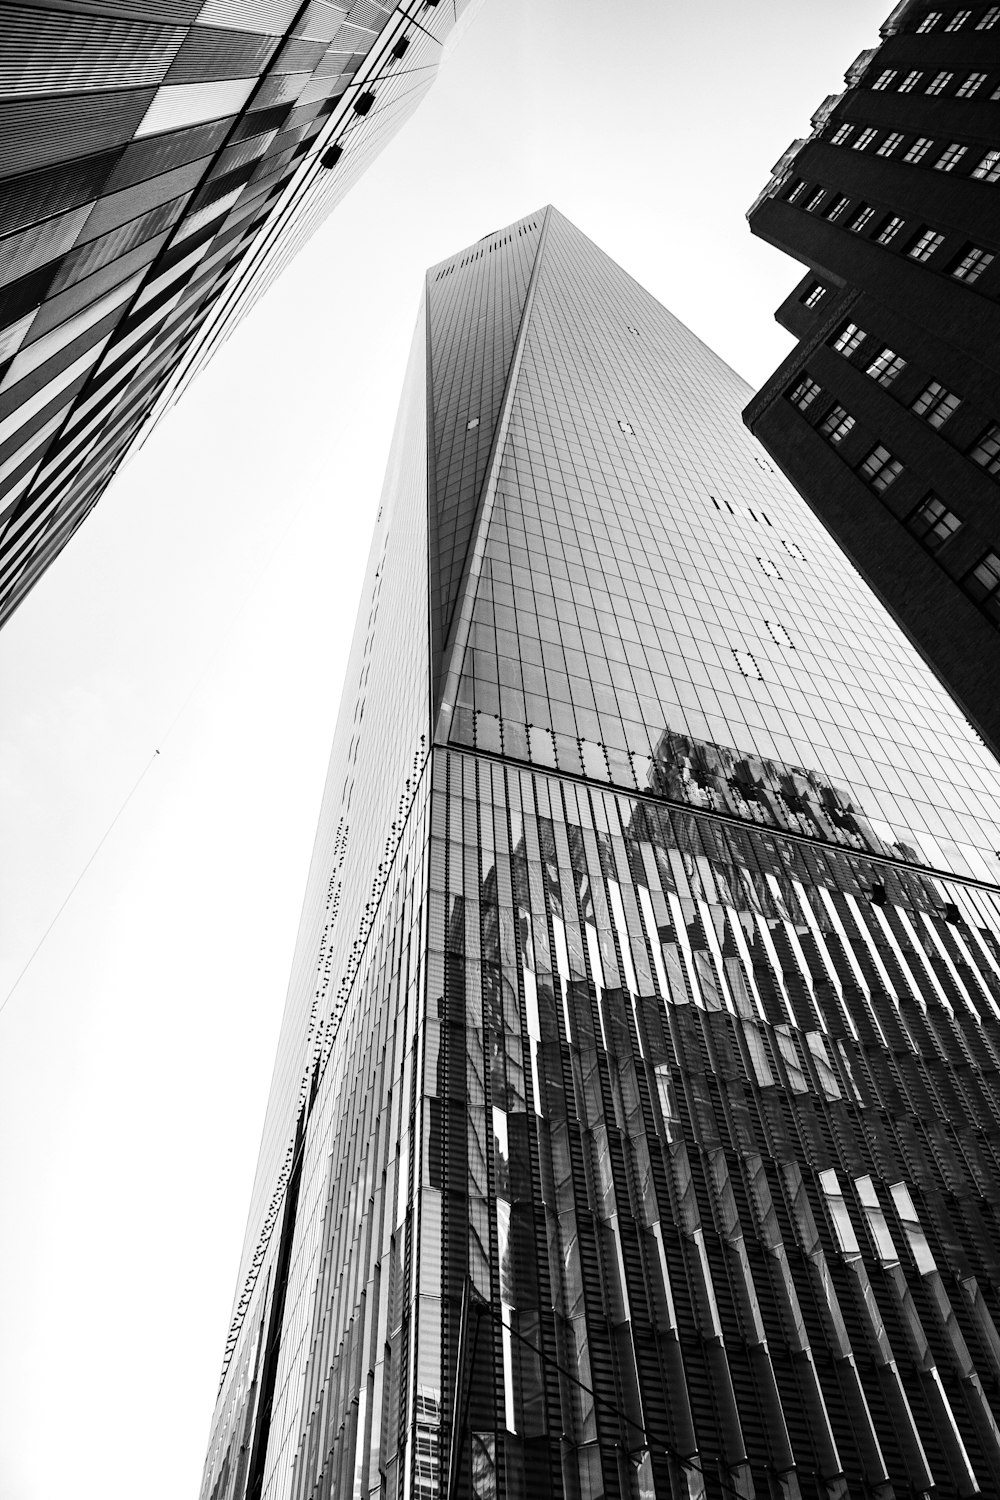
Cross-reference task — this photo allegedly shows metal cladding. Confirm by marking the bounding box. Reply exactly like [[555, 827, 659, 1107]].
[[202, 207, 1000, 1499], [0, 0, 475, 628]]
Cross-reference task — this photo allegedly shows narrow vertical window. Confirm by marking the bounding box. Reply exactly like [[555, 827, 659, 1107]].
[[849, 205, 875, 232], [877, 132, 904, 156], [853, 127, 879, 150], [925, 70, 954, 94], [801, 283, 826, 309], [945, 8, 972, 28], [916, 9, 942, 29], [876, 214, 906, 245], [830, 123, 855, 144], [899, 70, 924, 92], [872, 68, 897, 90]]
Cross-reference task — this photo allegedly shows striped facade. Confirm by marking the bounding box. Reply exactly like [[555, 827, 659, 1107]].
[[0, 0, 477, 626]]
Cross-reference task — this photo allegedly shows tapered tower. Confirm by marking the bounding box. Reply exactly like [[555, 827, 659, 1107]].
[[202, 207, 1000, 1500]]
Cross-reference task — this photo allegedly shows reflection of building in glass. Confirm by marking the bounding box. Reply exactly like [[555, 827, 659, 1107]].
[[744, 0, 1000, 761], [0, 0, 478, 628], [201, 206, 1000, 1500]]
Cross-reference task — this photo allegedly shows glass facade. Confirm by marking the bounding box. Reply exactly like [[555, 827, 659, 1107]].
[[201, 208, 1000, 1500], [0, 0, 479, 629]]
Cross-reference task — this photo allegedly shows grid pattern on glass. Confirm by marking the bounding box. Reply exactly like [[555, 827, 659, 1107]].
[[912, 381, 961, 427], [957, 71, 988, 95], [831, 123, 854, 144], [970, 422, 1000, 475], [926, 70, 954, 94], [853, 126, 879, 150], [878, 132, 904, 156], [899, 69, 924, 91], [952, 243, 996, 282], [866, 347, 906, 386], [979, 5, 1000, 25], [850, 204, 875, 232], [202, 208, 1000, 1500], [946, 8, 972, 27], [872, 68, 898, 89], [917, 12, 943, 31], [801, 283, 826, 308], [965, 550, 1000, 621], [825, 194, 851, 222], [906, 494, 962, 550]]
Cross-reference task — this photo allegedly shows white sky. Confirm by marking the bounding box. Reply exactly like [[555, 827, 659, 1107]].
[[0, 3, 880, 1495]]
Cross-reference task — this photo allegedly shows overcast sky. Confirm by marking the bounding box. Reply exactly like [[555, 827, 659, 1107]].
[[0, 3, 881, 1496]]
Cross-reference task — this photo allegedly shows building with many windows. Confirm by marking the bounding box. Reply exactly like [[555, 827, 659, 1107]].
[[0, 0, 478, 628], [202, 206, 1000, 1500], [744, 0, 1000, 760]]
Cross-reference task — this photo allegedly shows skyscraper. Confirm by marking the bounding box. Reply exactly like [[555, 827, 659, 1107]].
[[201, 206, 1000, 1500], [743, 0, 1000, 760], [0, 0, 478, 629]]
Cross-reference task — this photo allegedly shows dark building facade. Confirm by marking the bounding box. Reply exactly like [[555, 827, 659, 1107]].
[[744, 0, 1000, 761], [202, 207, 1000, 1500], [0, 0, 477, 628]]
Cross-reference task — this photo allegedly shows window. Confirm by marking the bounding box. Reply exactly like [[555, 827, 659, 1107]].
[[785, 178, 807, 202], [917, 9, 942, 28], [850, 205, 876, 232], [906, 495, 962, 550], [825, 194, 851, 221], [757, 556, 782, 578], [978, 6, 1000, 27], [617, 418, 635, 436], [820, 405, 856, 444], [951, 243, 995, 281], [853, 127, 879, 150], [872, 68, 897, 90], [866, 347, 907, 386], [972, 149, 1000, 181], [969, 422, 1000, 475], [732, 649, 764, 680], [965, 551, 1000, 622], [877, 214, 906, 244], [805, 188, 827, 211], [911, 380, 961, 426], [788, 375, 823, 411], [831, 123, 855, 144], [801, 283, 826, 309], [832, 321, 866, 355], [878, 132, 904, 156], [926, 70, 954, 94], [935, 143, 967, 171], [956, 71, 988, 96], [945, 8, 971, 27], [909, 227, 945, 260], [899, 70, 924, 92], [859, 444, 904, 491], [904, 136, 934, 163]]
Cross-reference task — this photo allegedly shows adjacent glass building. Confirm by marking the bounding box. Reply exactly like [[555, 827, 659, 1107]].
[[0, 0, 478, 628], [744, 0, 1000, 761], [201, 206, 1000, 1500]]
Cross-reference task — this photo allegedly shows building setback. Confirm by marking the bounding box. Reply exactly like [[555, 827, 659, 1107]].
[[744, 0, 1000, 762], [0, 0, 476, 629], [202, 207, 1000, 1500]]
